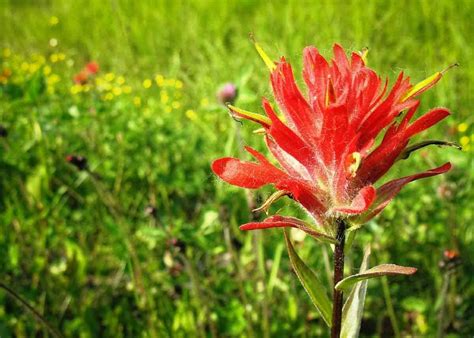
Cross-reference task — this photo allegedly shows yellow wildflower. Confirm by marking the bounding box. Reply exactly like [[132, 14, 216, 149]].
[[49, 16, 59, 26], [123, 85, 132, 94], [116, 76, 125, 85], [460, 136, 470, 147], [155, 74, 164, 86], [21, 62, 30, 72], [160, 91, 169, 104], [104, 92, 114, 101], [457, 122, 468, 133], [175, 80, 183, 89], [143, 79, 152, 89], [186, 109, 198, 121], [50, 54, 59, 63], [133, 96, 141, 106], [105, 73, 115, 82], [171, 101, 181, 109], [70, 84, 83, 95], [112, 87, 122, 96], [43, 65, 52, 76]]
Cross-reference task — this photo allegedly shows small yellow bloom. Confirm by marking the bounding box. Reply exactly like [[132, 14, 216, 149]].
[[116, 76, 125, 85], [165, 106, 172, 113], [143, 79, 152, 89], [104, 92, 114, 101], [83, 84, 91, 92], [70, 84, 82, 95], [175, 80, 183, 89], [29, 63, 40, 74], [154, 74, 164, 86], [47, 74, 61, 85], [185, 109, 198, 121], [460, 136, 470, 147], [133, 96, 141, 106], [171, 101, 181, 109], [123, 85, 132, 94], [160, 91, 169, 104], [112, 87, 122, 96], [50, 54, 59, 63], [105, 73, 115, 82], [49, 16, 59, 26], [457, 122, 468, 133], [57, 53, 66, 61], [43, 65, 52, 76]]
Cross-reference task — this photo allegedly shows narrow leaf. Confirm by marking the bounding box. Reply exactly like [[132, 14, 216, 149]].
[[341, 246, 370, 338], [336, 264, 417, 291], [284, 229, 332, 327], [397, 140, 461, 161]]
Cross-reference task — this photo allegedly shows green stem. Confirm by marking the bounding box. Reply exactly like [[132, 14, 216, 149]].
[[381, 276, 401, 337], [0, 282, 63, 338], [331, 219, 346, 338]]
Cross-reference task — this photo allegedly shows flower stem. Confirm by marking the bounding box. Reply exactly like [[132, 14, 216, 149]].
[[0, 282, 63, 338], [331, 219, 346, 338]]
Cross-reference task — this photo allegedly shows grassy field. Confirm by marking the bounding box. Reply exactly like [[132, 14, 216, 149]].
[[1, 0, 473, 337]]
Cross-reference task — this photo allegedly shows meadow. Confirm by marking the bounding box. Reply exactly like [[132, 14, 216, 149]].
[[0, 0, 473, 337]]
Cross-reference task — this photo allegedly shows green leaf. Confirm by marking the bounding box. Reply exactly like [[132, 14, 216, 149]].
[[284, 229, 332, 327], [336, 264, 417, 291], [341, 246, 370, 338]]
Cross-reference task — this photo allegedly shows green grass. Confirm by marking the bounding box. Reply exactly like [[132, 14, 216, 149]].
[[0, 0, 473, 337]]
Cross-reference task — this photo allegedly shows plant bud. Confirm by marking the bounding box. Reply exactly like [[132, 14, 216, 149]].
[[217, 82, 238, 105]]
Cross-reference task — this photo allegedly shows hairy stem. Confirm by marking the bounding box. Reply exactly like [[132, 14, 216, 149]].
[[331, 219, 346, 338]]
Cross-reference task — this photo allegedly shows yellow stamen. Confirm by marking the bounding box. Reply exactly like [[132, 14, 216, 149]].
[[227, 104, 271, 126], [401, 63, 457, 102], [359, 47, 369, 64], [253, 128, 266, 134], [347, 152, 361, 177], [401, 72, 441, 102], [249, 33, 276, 71]]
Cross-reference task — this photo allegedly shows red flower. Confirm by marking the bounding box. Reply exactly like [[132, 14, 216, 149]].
[[212, 44, 452, 236], [85, 61, 99, 75], [73, 61, 100, 84], [73, 70, 88, 85]]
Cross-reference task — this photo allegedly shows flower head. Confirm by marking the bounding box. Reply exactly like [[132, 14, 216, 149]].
[[212, 44, 453, 237], [73, 61, 99, 84], [217, 82, 238, 105]]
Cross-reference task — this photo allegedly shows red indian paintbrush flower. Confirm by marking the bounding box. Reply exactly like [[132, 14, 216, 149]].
[[212, 43, 454, 238]]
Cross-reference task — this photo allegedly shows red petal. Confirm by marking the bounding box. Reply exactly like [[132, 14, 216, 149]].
[[333, 185, 376, 214], [303, 46, 330, 117], [271, 60, 318, 143], [211, 148, 287, 189], [262, 98, 316, 169], [405, 108, 450, 138], [358, 163, 451, 223]]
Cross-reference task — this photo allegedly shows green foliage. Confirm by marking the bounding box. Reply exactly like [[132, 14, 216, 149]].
[[0, 0, 473, 337]]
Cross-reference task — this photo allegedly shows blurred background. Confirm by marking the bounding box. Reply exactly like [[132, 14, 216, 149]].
[[0, 0, 473, 337]]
